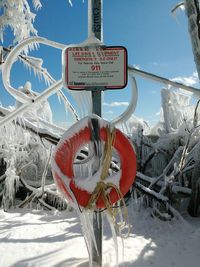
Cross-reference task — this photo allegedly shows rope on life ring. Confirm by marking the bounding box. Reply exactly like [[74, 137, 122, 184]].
[[51, 115, 137, 209]]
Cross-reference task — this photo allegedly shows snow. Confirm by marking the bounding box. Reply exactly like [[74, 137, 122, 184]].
[[0, 205, 199, 267]]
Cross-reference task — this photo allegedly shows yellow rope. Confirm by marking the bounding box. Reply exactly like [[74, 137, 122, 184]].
[[85, 126, 130, 238]]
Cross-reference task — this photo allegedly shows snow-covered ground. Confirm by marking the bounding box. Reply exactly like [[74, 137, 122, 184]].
[[0, 204, 199, 267]]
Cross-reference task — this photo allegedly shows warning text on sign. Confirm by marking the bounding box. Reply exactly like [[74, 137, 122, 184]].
[[63, 46, 127, 90]]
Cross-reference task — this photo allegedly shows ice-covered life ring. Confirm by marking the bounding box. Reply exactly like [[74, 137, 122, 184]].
[[51, 115, 137, 209]]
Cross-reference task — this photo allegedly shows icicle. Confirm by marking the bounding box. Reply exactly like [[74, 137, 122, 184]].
[[106, 211, 119, 267], [32, 0, 42, 10], [79, 210, 98, 267], [3, 158, 19, 210], [133, 188, 138, 207]]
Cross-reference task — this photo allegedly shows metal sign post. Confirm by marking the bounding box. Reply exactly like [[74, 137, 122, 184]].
[[88, 0, 103, 266], [88, 0, 103, 114]]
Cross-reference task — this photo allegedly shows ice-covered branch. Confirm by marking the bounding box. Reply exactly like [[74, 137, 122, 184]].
[[128, 65, 200, 97], [0, 0, 42, 44], [0, 107, 60, 145]]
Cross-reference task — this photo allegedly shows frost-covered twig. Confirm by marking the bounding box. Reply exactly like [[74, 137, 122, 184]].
[[134, 181, 176, 219], [37, 198, 56, 211], [135, 181, 169, 202], [1, 47, 52, 84], [171, 2, 184, 14], [193, 99, 200, 128], [147, 146, 183, 189], [0, 108, 60, 145], [18, 192, 35, 208], [142, 146, 168, 173], [41, 146, 52, 195], [128, 65, 200, 96], [0, 174, 6, 183], [57, 90, 79, 121], [179, 100, 200, 186], [138, 128, 144, 171], [0, 0, 39, 44], [1, 45, 79, 121], [136, 172, 191, 197], [18, 175, 67, 210]]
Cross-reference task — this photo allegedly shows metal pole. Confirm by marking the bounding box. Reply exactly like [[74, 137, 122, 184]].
[[128, 64, 200, 96], [88, 0, 103, 266]]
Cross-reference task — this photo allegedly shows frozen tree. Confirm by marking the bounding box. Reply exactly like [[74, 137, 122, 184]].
[[0, 0, 199, 222], [0, 0, 76, 210], [0, 0, 41, 44], [0, 0, 73, 44]]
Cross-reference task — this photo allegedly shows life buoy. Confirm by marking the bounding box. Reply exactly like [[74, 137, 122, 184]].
[[51, 115, 137, 209]]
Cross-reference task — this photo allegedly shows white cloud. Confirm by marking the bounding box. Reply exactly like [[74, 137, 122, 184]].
[[103, 102, 129, 107], [155, 111, 160, 116], [171, 71, 199, 87], [152, 62, 159, 66], [133, 64, 140, 70], [151, 62, 167, 67], [105, 110, 114, 114]]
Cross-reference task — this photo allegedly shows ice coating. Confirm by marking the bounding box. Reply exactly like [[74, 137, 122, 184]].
[[51, 156, 74, 204], [1, 32, 137, 131], [54, 114, 107, 149], [51, 114, 124, 267], [51, 114, 121, 201], [74, 167, 121, 193], [2, 36, 65, 104]]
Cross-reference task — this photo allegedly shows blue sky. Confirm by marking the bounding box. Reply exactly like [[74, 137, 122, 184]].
[[0, 0, 198, 126]]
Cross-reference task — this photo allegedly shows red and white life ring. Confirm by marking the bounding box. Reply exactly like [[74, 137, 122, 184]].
[[51, 115, 137, 209]]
